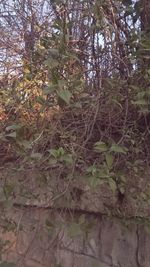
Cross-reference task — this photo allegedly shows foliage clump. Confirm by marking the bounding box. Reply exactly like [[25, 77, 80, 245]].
[[0, 0, 150, 217]]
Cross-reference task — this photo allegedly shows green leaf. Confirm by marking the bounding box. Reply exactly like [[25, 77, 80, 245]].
[[87, 176, 104, 188], [111, 99, 123, 109], [48, 149, 58, 158], [44, 56, 59, 68], [48, 48, 59, 56], [78, 215, 85, 225], [30, 153, 42, 160], [6, 124, 22, 131], [45, 219, 55, 229], [3, 183, 14, 199], [43, 84, 58, 95], [97, 168, 109, 178], [132, 99, 148, 106], [5, 132, 17, 138], [48, 147, 65, 158], [94, 142, 108, 152], [36, 96, 45, 105], [0, 262, 15, 267], [110, 144, 127, 154], [120, 175, 126, 183], [105, 153, 114, 169], [68, 223, 82, 238], [87, 165, 97, 175], [58, 80, 66, 87], [57, 89, 72, 104], [48, 158, 58, 166], [119, 186, 125, 194], [60, 154, 73, 164], [108, 178, 117, 193], [58, 147, 65, 157], [17, 140, 32, 149]]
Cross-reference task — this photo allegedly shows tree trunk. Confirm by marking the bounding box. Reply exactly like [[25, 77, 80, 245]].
[[140, 0, 150, 68], [141, 0, 150, 32]]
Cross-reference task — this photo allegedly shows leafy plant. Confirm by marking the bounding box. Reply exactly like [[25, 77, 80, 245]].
[[0, 262, 15, 267]]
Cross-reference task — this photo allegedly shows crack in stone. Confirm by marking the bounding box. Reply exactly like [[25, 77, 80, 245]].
[[136, 225, 141, 267], [59, 246, 119, 267]]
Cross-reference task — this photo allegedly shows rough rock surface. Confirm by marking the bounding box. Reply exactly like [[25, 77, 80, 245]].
[[1, 207, 150, 267], [0, 168, 150, 267]]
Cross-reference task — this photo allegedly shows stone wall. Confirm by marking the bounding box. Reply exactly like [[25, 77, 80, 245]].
[[1, 206, 150, 267]]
